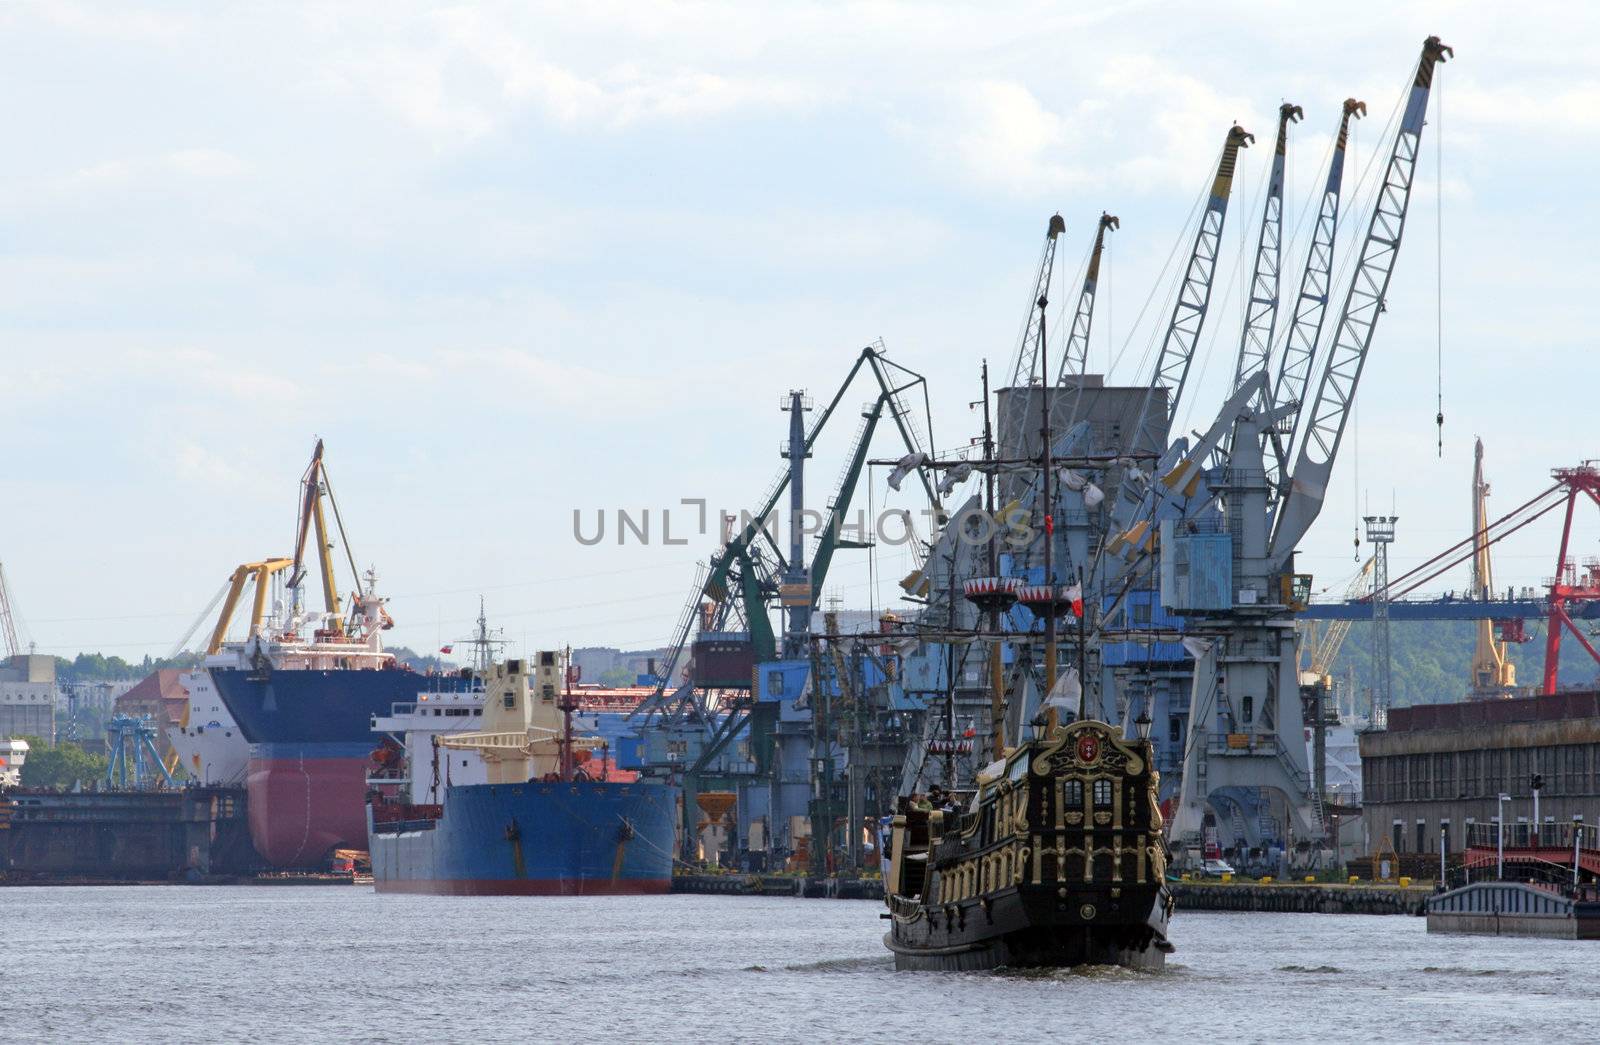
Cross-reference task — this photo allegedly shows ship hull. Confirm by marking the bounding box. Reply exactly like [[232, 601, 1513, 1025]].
[[246, 742, 373, 868], [167, 670, 249, 786], [369, 780, 678, 896], [886, 883, 1172, 972], [213, 667, 475, 869]]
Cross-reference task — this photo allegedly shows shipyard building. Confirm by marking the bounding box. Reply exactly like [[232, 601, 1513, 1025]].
[[0, 654, 57, 742], [1359, 691, 1600, 855]]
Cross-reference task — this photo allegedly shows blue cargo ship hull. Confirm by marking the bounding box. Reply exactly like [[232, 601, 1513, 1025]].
[[368, 780, 679, 895], [211, 668, 477, 744], [210, 668, 477, 868]]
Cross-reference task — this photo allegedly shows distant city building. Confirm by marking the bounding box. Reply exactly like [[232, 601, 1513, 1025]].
[[113, 670, 189, 763], [571, 647, 671, 685], [0, 737, 27, 786], [1360, 691, 1600, 857], [0, 654, 58, 743]]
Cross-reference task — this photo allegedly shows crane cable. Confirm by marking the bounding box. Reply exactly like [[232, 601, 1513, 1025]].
[[1435, 74, 1445, 457]]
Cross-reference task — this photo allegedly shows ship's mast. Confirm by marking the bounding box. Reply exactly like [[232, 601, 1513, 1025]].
[[459, 597, 507, 676], [980, 362, 1006, 759], [1036, 288, 1058, 693], [942, 556, 957, 787], [559, 644, 577, 781]]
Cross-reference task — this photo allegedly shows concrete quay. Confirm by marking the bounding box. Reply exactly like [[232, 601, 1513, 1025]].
[[1173, 880, 1431, 915]]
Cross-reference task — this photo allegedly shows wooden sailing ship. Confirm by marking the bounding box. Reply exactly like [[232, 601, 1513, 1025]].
[[881, 282, 1173, 971], [883, 706, 1174, 971]]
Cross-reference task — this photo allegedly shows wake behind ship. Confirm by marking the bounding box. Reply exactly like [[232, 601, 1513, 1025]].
[[368, 654, 678, 895]]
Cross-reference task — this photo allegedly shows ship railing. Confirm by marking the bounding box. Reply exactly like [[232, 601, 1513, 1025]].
[[438, 727, 563, 752]]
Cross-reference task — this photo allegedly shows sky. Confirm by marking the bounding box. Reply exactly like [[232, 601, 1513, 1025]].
[[2, 1, 1597, 663]]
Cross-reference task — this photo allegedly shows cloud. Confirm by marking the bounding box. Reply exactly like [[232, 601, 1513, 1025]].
[[314, 7, 819, 146], [944, 81, 1072, 192], [174, 442, 242, 485], [129, 348, 300, 401], [25, 1, 189, 45], [1449, 79, 1600, 134], [437, 347, 653, 408], [904, 53, 1258, 196], [70, 148, 249, 187]]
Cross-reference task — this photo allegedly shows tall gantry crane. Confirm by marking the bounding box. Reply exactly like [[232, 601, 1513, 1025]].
[[1000, 215, 1067, 500], [1307, 557, 1375, 682], [1171, 37, 1453, 866], [1109, 125, 1253, 542], [1124, 125, 1254, 460], [636, 342, 939, 730], [1269, 36, 1454, 565], [1266, 99, 1366, 506], [0, 562, 22, 658], [1057, 212, 1120, 387], [1470, 439, 1516, 698], [1006, 214, 1067, 393], [1229, 103, 1302, 397]]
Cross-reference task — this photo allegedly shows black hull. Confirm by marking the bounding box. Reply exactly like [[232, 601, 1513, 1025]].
[[887, 883, 1172, 973]]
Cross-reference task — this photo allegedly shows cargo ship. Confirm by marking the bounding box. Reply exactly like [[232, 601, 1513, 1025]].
[[367, 652, 678, 895], [170, 558, 473, 862], [213, 581, 477, 868], [200, 439, 487, 868], [169, 667, 248, 786]]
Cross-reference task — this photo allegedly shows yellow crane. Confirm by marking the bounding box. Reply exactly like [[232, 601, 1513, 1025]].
[[286, 439, 366, 636], [289, 439, 342, 632], [1301, 558, 1375, 684], [1470, 438, 1516, 697], [205, 558, 294, 655]]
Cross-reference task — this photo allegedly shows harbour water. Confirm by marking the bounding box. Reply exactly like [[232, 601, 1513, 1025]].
[[6, 888, 1598, 1042]]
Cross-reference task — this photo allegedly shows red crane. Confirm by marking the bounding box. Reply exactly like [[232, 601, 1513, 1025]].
[[1542, 463, 1600, 694]]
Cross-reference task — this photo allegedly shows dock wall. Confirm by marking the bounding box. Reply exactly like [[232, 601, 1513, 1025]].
[[0, 786, 260, 882], [672, 874, 884, 900], [1172, 881, 1430, 915]]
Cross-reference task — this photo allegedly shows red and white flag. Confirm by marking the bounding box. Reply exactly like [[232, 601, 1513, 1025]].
[[1063, 583, 1083, 617], [439, 645, 453, 654]]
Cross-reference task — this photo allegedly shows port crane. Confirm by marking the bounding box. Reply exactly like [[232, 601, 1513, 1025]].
[[204, 558, 294, 655], [1269, 37, 1453, 564], [1306, 558, 1375, 684], [1107, 124, 1253, 549], [288, 438, 367, 637], [1121, 126, 1253, 466], [1229, 103, 1301, 398], [1057, 212, 1120, 389], [635, 343, 939, 726], [1266, 99, 1365, 506], [999, 214, 1067, 501], [631, 344, 942, 861], [0, 562, 23, 658], [1470, 439, 1517, 697], [1170, 36, 1453, 863]]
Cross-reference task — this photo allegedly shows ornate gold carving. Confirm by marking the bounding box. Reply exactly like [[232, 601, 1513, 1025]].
[[1031, 721, 1147, 778]]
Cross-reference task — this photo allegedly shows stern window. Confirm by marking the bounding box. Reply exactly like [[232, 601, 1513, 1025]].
[[1093, 779, 1113, 807]]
